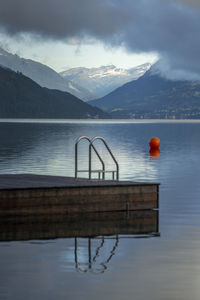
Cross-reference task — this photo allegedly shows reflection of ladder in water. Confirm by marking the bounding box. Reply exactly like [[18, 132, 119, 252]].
[[74, 236, 119, 274], [75, 136, 119, 180]]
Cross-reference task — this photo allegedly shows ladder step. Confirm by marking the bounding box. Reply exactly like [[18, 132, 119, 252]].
[[77, 170, 117, 173]]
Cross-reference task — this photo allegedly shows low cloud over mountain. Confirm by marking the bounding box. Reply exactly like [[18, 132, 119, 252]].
[[0, 1, 200, 80]]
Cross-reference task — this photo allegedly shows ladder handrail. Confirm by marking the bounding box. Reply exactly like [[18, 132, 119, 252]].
[[75, 136, 105, 179], [75, 136, 119, 180], [90, 136, 119, 180]]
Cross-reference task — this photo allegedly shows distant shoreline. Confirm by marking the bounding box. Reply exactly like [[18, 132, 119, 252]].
[[1, 118, 200, 124]]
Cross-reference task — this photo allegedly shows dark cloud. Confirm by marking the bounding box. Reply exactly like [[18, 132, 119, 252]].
[[0, 0, 130, 39], [121, 0, 200, 79], [0, 0, 200, 79], [176, 0, 200, 10]]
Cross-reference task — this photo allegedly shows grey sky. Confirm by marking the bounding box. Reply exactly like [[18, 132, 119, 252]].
[[0, 0, 200, 79]]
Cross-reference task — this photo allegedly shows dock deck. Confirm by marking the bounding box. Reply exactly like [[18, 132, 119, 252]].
[[0, 174, 159, 216]]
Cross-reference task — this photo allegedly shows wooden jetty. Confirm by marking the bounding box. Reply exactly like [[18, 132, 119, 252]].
[[0, 174, 159, 216]]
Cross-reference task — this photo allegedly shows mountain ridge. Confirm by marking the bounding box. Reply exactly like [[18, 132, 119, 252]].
[[89, 68, 200, 119], [0, 65, 109, 119], [0, 47, 94, 101]]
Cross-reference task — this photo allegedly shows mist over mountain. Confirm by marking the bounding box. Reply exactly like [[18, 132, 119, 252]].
[[60, 63, 151, 98], [0, 65, 109, 119], [89, 67, 200, 119], [0, 47, 94, 101]]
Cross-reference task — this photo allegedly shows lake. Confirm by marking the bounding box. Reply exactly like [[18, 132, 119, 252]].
[[1, 119, 200, 300]]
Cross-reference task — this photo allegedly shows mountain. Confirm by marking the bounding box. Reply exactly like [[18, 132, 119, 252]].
[[0, 65, 109, 119], [0, 47, 94, 101], [89, 67, 200, 119], [60, 63, 151, 98]]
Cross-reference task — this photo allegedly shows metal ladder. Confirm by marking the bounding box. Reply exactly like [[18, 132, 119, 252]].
[[75, 136, 119, 180]]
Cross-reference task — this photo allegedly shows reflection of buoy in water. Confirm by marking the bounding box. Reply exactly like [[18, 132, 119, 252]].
[[149, 137, 160, 149], [149, 148, 160, 158]]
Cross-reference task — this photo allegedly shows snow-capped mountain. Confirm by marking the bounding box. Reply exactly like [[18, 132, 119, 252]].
[[60, 63, 151, 98], [0, 47, 94, 101]]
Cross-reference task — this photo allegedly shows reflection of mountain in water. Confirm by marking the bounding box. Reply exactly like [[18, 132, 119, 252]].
[[0, 121, 161, 180], [0, 122, 84, 176]]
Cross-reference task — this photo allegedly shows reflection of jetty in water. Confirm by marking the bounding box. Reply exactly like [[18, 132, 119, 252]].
[[0, 210, 159, 274], [0, 210, 159, 241]]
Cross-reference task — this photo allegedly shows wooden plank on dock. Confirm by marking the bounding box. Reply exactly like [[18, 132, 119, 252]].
[[0, 174, 159, 215]]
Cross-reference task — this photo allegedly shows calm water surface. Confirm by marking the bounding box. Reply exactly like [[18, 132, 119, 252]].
[[1, 119, 200, 300]]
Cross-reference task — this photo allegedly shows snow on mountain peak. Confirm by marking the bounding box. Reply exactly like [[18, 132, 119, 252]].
[[60, 63, 151, 98], [0, 47, 10, 56]]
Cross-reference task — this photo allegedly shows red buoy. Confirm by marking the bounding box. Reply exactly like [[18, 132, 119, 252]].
[[149, 137, 160, 149]]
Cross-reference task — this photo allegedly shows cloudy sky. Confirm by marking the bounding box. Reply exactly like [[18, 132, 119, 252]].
[[0, 0, 199, 78]]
